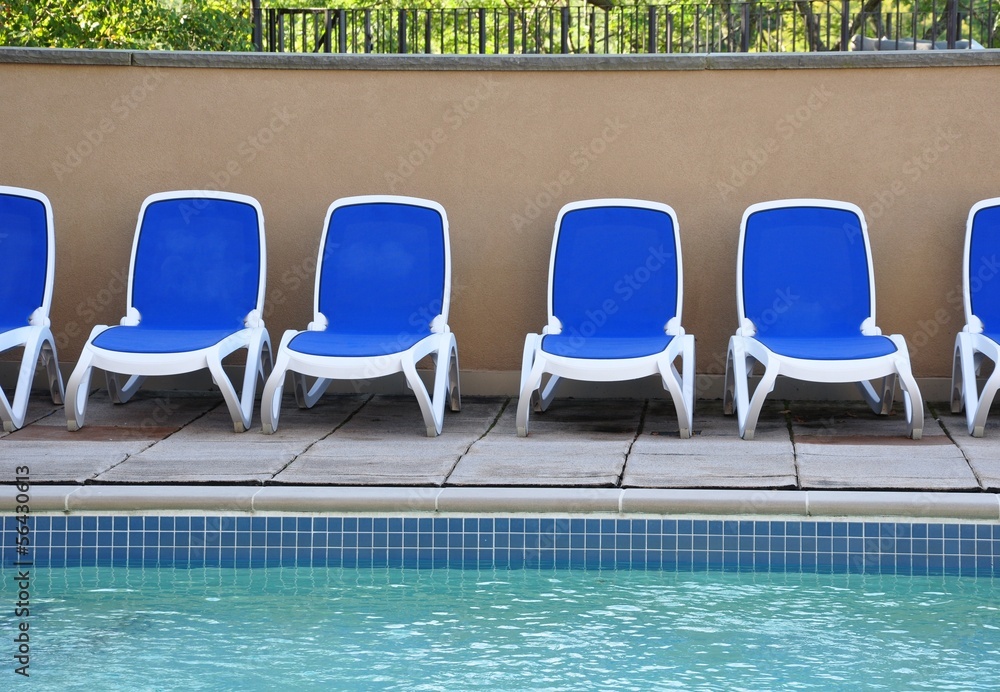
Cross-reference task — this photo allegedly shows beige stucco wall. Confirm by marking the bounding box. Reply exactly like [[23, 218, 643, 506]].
[[1, 52, 998, 391]]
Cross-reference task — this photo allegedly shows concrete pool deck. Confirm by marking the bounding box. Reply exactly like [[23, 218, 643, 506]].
[[1, 391, 999, 520]]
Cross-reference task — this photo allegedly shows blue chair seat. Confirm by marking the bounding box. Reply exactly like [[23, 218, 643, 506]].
[[756, 335, 897, 360], [0, 320, 28, 333], [541, 334, 673, 359], [288, 330, 431, 358], [92, 326, 240, 354]]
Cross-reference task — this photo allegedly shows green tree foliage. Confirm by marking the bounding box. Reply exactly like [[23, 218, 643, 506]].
[[0, 0, 252, 50]]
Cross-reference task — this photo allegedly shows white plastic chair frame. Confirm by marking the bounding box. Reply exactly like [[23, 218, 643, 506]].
[[0, 186, 64, 431], [724, 198, 923, 440], [261, 195, 460, 437], [517, 199, 695, 438], [66, 191, 272, 433], [951, 197, 1000, 436]]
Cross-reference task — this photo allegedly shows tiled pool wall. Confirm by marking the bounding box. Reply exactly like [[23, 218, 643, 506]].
[[2, 515, 999, 576]]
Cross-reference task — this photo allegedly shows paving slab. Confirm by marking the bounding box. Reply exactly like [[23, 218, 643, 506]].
[[789, 402, 977, 490], [272, 397, 503, 485], [28, 389, 218, 432], [796, 445, 979, 491], [641, 399, 791, 440], [788, 400, 943, 440], [93, 395, 367, 484], [623, 453, 796, 489], [0, 441, 155, 484], [935, 408, 1000, 491], [0, 399, 61, 439], [449, 437, 630, 486], [449, 401, 635, 486], [625, 400, 795, 488], [515, 397, 645, 435]]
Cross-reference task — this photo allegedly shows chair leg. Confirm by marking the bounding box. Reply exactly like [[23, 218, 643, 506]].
[[658, 335, 694, 439], [517, 357, 548, 439], [886, 337, 924, 440], [951, 334, 965, 414], [970, 366, 1000, 439], [41, 336, 64, 406], [209, 330, 271, 433], [401, 337, 450, 437], [447, 340, 461, 412], [857, 374, 895, 416], [536, 374, 560, 412], [427, 333, 459, 430], [955, 332, 991, 436], [0, 328, 62, 432], [294, 374, 331, 409], [261, 348, 291, 435], [723, 345, 737, 416], [727, 337, 776, 441], [65, 349, 97, 432], [106, 373, 146, 404]]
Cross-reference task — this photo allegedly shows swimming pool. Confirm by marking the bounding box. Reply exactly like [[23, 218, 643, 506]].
[[3, 513, 998, 686], [5, 565, 999, 689]]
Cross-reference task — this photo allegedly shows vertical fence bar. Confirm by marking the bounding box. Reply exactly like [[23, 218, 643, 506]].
[[741, 2, 751, 52], [252, 0, 262, 51], [479, 8, 487, 53], [324, 10, 332, 52], [364, 9, 372, 53], [266, 8, 275, 52], [665, 12, 673, 52], [338, 10, 347, 52], [398, 9, 408, 53], [508, 9, 516, 53], [648, 6, 658, 53], [425, 10, 433, 53]]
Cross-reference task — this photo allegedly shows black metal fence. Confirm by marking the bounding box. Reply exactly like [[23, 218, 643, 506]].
[[253, 2, 997, 54]]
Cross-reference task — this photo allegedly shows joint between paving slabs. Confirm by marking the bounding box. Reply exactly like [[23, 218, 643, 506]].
[[83, 397, 225, 484], [928, 401, 987, 490], [783, 400, 803, 491], [616, 398, 650, 488], [442, 396, 511, 486], [267, 393, 376, 480]]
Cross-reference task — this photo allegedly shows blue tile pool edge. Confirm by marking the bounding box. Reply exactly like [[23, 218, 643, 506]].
[[3, 513, 998, 576]]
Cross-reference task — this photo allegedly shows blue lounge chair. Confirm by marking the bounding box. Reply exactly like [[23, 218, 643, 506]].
[[517, 199, 695, 437], [66, 191, 271, 432], [951, 197, 1000, 436], [0, 186, 64, 431], [261, 195, 460, 436], [724, 199, 923, 439]]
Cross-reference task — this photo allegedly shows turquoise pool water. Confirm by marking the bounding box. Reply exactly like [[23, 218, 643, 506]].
[[4, 566, 998, 689]]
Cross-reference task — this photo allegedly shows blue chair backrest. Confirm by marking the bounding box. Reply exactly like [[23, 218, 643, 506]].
[[969, 202, 1000, 332], [318, 202, 446, 334], [742, 205, 872, 338], [131, 197, 261, 330], [0, 192, 49, 328], [551, 205, 679, 338]]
